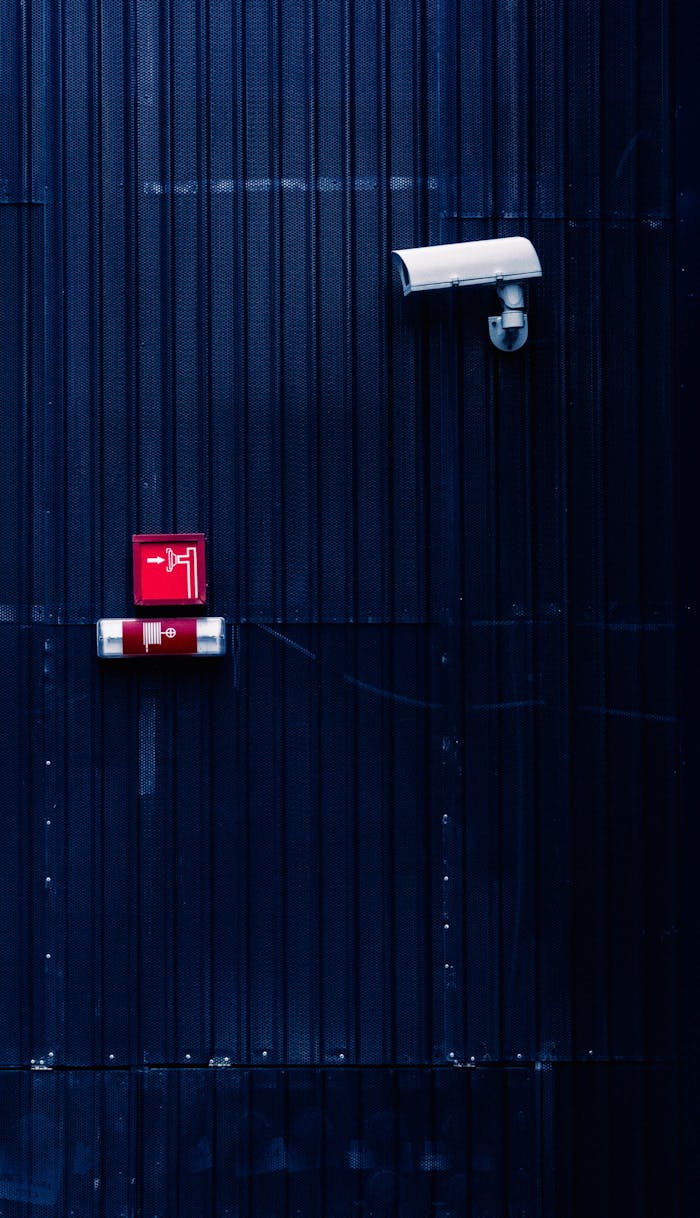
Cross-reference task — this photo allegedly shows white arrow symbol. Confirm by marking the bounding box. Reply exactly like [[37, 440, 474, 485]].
[[146, 556, 166, 564]]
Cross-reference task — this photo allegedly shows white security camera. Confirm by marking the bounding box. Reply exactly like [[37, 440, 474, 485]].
[[391, 236, 542, 351]]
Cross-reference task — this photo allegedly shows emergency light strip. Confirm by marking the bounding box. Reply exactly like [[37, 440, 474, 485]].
[[97, 617, 226, 658]]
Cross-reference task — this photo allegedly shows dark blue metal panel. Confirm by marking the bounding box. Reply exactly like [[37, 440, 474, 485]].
[[1, 0, 690, 1211], [39, 623, 445, 1068], [677, 0, 700, 1201], [0, 1065, 682, 1215], [42, 0, 442, 626]]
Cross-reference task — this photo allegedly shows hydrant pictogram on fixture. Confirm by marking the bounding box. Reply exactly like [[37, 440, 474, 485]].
[[132, 533, 207, 606]]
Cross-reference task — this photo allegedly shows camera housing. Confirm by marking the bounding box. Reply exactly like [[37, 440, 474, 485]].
[[391, 236, 542, 351]]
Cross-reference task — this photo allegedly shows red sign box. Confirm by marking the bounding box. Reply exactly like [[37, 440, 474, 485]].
[[132, 534, 206, 606], [122, 618, 199, 655]]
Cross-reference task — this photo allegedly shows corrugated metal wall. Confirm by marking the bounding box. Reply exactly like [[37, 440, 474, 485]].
[[1, 0, 688, 1213]]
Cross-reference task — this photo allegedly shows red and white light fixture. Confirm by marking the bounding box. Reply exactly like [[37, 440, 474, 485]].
[[97, 617, 226, 658]]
